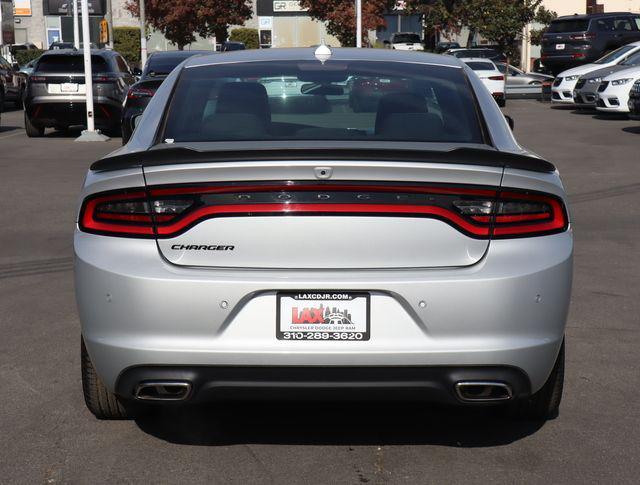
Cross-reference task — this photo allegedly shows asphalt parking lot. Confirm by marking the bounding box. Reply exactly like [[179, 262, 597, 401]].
[[1, 100, 639, 484]]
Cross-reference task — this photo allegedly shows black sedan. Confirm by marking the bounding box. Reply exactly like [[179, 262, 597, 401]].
[[121, 50, 212, 144]]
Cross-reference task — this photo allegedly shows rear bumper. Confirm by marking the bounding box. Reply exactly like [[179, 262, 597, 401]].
[[76, 227, 572, 398], [25, 96, 122, 128], [115, 365, 531, 404]]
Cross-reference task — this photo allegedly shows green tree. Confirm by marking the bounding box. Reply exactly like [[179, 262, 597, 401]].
[[405, 1, 466, 42], [530, 6, 557, 46], [114, 27, 141, 67], [229, 28, 259, 49], [459, 0, 543, 62]]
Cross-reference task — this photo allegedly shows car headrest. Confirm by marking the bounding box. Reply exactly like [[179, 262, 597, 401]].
[[375, 92, 428, 134], [376, 112, 445, 141], [215, 82, 271, 123]]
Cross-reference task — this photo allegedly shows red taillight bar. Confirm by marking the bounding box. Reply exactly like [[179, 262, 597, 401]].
[[78, 183, 568, 239]]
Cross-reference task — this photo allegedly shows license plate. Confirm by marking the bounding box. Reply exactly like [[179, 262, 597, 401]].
[[277, 291, 370, 341], [60, 83, 79, 93], [555, 44, 565, 50]]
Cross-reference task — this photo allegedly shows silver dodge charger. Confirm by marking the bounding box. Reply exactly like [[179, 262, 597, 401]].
[[76, 48, 572, 421]]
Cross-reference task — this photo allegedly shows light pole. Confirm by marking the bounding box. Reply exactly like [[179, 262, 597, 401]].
[[76, 0, 109, 141], [355, 0, 362, 47], [73, 0, 80, 49], [139, 0, 147, 69]]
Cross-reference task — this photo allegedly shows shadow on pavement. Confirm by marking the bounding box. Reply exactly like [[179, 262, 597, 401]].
[[622, 126, 640, 134], [0, 126, 21, 133], [133, 401, 546, 447], [592, 113, 630, 121]]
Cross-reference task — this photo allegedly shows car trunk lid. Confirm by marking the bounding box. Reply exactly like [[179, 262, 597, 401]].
[[142, 159, 503, 269]]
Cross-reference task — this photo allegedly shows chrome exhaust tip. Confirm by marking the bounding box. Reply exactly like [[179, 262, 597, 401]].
[[454, 381, 513, 402], [134, 381, 192, 401]]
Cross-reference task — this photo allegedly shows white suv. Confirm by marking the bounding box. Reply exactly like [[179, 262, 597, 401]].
[[552, 42, 640, 104]]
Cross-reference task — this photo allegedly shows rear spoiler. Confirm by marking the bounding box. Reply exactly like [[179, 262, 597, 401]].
[[91, 146, 556, 173]]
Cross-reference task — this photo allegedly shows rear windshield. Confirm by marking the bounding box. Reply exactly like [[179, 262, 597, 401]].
[[393, 34, 421, 43], [163, 60, 484, 144], [547, 19, 590, 33], [35, 55, 109, 73], [145, 55, 194, 77], [465, 61, 496, 71], [594, 44, 637, 64]]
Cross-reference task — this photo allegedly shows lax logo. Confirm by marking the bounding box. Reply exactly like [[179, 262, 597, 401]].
[[291, 304, 353, 325]]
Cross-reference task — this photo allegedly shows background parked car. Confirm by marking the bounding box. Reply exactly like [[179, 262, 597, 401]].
[[24, 49, 135, 137], [220, 41, 245, 52], [628, 79, 640, 119], [552, 41, 640, 104], [541, 12, 640, 75], [596, 65, 640, 114], [121, 50, 210, 143], [435, 41, 460, 53], [0, 55, 28, 108], [495, 62, 553, 98], [573, 49, 640, 107], [384, 32, 424, 51], [461, 58, 506, 106], [444, 47, 506, 63]]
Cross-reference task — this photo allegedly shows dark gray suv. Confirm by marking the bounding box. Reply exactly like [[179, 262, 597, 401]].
[[23, 49, 135, 137], [541, 12, 640, 75]]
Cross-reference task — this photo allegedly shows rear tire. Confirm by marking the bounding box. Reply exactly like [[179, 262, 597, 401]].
[[81, 338, 131, 420], [509, 340, 565, 421], [24, 111, 44, 137]]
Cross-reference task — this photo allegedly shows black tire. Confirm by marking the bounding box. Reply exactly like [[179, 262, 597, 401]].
[[509, 340, 565, 421], [81, 338, 131, 419], [24, 111, 44, 137], [14, 87, 25, 109]]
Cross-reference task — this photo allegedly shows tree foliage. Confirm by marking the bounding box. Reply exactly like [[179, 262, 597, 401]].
[[298, 0, 396, 47], [458, 0, 543, 60], [405, 1, 465, 39], [14, 49, 45, 66], [125, 0, 252, 50], [229, 28, 259, 49], [530, 6, 557, 46], [114, 27, 141, 67]]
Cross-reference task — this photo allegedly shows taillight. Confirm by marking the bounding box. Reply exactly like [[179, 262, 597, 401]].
[[572, 53, 586, 59], [78, 183, 568, 239], [93, 73, 119, 83], [489, 75, 505, 81], [454, 190, 567, 238], [127, 87, 156, 99], [29, 76, 47, 83], [79, 190, 193, 237]]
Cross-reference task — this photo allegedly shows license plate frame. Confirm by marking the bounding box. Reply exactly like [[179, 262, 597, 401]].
[[276, 291, 370, 341]]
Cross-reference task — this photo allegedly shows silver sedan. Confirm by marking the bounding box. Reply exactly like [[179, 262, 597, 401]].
[[496, 62, 554, 97], [75, 48, 572, 422]]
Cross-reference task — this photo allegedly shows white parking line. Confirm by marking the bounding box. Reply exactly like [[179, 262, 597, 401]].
[[0, 131, 24, 140]]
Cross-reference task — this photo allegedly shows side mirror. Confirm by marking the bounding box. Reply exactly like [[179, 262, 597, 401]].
[[132, 67, 142, 76], [12, 62, 20, 70], [504, 115, 515, 131]]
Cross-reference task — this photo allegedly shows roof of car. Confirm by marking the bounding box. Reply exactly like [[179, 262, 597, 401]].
[[149, 50, 212, 60], [555, 12, 636, 20], [182, 47, 462, 69], [40, 48, 115, 57]]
